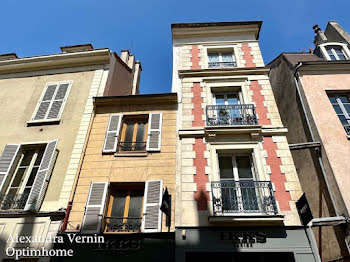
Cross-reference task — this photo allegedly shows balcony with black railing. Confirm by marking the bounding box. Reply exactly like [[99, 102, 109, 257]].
[[211, 180, 277, 216], [208, 61, 237, 68], [104, 217, 142, 233], [118, 142, 147, 152], [0, 193, 29, 211], [206, 104, 258, 126]]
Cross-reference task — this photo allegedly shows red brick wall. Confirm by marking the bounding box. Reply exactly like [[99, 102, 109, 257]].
[[250, 80, 271, 125], [190, 45, 201, 70], [263, 136, 291, 211], [191, 83, 205, 127], [241, 43, 256, 67]]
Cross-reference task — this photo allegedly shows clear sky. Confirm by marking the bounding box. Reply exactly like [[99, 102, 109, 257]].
[[1, 0, 349, 94]]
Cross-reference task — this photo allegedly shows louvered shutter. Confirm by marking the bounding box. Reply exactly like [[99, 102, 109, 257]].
[[0, 144, 20, 193], [24, 140, 58, 211], [141, 180, 163, 233], [81, 182, 108, 233], [47, 83, 70, 119], [33, 84, 57, 120], [103, 114, 122, 153], [146, 113, 163, 151]]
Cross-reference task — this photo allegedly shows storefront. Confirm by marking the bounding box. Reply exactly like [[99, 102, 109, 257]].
[[175, 226, 318, 262]]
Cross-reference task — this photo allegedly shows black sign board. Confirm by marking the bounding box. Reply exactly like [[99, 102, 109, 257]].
[[160, 187, 171, 227], [296, 193, 313, 226]]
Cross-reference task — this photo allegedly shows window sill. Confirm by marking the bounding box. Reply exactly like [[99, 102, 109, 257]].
[[27, 119, 61, 126], [114, 152, 148, 157]]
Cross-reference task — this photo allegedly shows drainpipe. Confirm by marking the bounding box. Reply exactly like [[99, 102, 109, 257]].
[[293, 62, 340, 216]]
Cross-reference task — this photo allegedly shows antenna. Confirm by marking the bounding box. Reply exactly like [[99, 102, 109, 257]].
[[130, 40, 134, 53]]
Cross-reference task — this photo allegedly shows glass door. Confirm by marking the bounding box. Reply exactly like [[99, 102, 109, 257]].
[[214, 93, 240, 125]]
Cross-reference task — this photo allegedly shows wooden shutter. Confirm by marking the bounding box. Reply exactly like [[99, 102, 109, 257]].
[[33, 84, 58, 120], [47, 83, 70, 119], [24, 140, 58, 211], [81, 182, 108, 233], [103, 114, 122, 153], [0, 144, 20, 193], [141, 180, 163, 233], [146, 113, 162, 151]]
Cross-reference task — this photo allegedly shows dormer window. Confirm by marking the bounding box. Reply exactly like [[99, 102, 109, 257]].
[[207, 46, 237, 68], [319, 43, 350, 61]]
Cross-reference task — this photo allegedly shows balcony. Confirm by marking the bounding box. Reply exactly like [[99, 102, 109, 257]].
[[206, 104, 257, 126], [118, 142, 147, 152], [0, 193, 29, 210], [211, 180, 277, 216], [208, 61, 237, 68], [104, 217, 142, 233]]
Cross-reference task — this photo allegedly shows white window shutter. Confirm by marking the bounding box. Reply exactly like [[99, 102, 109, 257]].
[[24, 140, 58, 211], [103, 114, 122, 153], [33, 84, 58, 120], [0, 144, 20, 193], [141, 180, 163, 233], [146, 113, 162, 151], [47, 83, 70, 119], [81, 182, 108, 233]]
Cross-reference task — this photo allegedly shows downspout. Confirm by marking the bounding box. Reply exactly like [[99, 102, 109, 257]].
[[294, 62, 339, 216]]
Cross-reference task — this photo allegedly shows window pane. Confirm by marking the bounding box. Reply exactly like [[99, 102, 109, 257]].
[[124, 123, 135, 142], [219, 156, 234, 179], [136, 123, 146, 143], [339, 115, 349, 124], [329, 95, 337, 103], [215, 94, 225, 105], [344, 104, 350, 114], [208, 53, 219, 62], [227, 94, 239, 105], [111, 191, 127, 218], [334, 49, 346, 60], [128, 190, 144, 218], [20, 150, 35, 166], [333, 105, 343, 114], [221, 53, 234, 62], [236, 156, 253, 179], [26, 167, 38, 187], [339, 95, 350, 103], [11, 168, 26, 187], [34, 147, 46, 165]]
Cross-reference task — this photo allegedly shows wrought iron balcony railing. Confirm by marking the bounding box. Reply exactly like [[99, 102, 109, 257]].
[[104, 217, 142, 232], [206, 104, 257, 126], [208, 62, 237, 68], [211, 180, 278, 215], [118, 142, 147, 152], [0, 193, 29, 210]]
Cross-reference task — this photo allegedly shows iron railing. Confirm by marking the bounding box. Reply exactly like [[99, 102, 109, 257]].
[[104, 217, 142, 232], [208, 62, 237, 68], [206, 104, 257, 126], [211, 180, 277, 215], [118, 142, 147, 152], [0, 193, 29, 210]]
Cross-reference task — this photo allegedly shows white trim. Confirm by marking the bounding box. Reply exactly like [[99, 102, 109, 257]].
[[319, 42, 350, 61], [146, 113, 163, 151]]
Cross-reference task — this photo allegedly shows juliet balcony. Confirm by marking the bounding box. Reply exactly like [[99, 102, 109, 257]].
[[0, 193, 29, 211], [211, 180, 278, 216], [206, 104, 257, 127], [104, 217, 142, 233]]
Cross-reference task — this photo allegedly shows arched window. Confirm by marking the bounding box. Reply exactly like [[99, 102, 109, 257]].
[[319, 43, 350, 61]]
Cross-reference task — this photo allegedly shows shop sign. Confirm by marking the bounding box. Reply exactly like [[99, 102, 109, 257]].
[[218, 232, 267, 248]]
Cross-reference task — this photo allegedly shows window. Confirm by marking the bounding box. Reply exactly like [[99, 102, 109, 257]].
[[328, 93, 350, 135], [208, 52, 236, 68], [0, 140, 58, 211], [319, 43, 350, 61], [105, 184, 144, 232], [81, 180, 163, 233], [30, 81, 72, 123], [119, 116, 148, 152], [102, 113, 163, 153]]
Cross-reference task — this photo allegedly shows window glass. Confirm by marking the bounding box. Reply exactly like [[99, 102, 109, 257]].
[[227, 94, 239, 105], [124, 122, 135, 142], [222, 53, 233, 62], [208, 53, 220, 62], [236, 156, 253, 179], [111, 190, 127, 218], [128, 190, 143, 217], [328, 93, 350, 134], [136, 122, 146, 143], [215, 94, 225, 105], [219, 156, 234, 179]]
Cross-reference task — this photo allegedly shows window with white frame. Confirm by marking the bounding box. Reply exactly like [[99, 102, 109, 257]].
[[319, 43, 350, 61], [0, 140, 57, 211], [208, 51, 236, 68], [30, 81, 72, 123], [328, 93, 350, 135]]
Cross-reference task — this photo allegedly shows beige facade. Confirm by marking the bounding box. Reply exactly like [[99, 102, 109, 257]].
[[66, 94, 177, 233], [0, 45, 141, 261]]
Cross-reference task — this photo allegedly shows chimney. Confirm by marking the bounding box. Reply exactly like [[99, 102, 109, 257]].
[[132, 61, 142, 95], [120, 50, 130, 64], [60, 44, 94, 53], [313, 25, 328, 46]]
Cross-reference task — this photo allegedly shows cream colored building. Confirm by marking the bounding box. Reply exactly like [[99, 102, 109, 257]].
[[0, 44, 141, 261], [172, 21, 319, 261]]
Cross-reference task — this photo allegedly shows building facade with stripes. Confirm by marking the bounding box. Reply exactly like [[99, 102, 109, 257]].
[[171, 21, 319, 262], [0, 45, 141, 261]]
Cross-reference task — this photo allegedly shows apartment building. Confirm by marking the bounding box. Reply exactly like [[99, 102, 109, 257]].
[[57, 93, 177, 261], [0, 44, 141, 261], [171, 21, 319, 261], [268, 21, 350, 261]]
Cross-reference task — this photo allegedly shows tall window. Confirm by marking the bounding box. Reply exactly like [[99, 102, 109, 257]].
[[328, 93, 350, 135], [208, 52, 236, 68], [120, 116, 148, 152], [105, 184, 144, 232], [325, 45, 348, 60], [2, 146, 45, 210], [218, 154, 258, 212]]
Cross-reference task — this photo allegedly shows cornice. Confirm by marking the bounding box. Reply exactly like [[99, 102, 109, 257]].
[[178, 67, 270, 78]]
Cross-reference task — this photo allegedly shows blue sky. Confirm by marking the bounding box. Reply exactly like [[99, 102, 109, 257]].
[[1, 0, 349, 94]]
